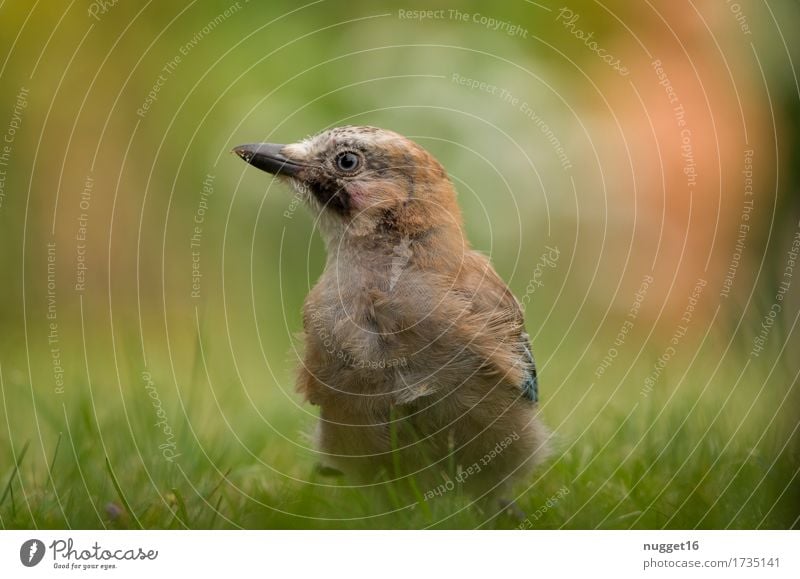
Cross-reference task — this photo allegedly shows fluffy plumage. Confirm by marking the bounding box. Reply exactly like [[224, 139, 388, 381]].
[[235, 126, 549, 501]]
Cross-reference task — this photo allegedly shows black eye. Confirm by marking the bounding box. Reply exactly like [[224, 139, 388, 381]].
[[335, 151, 361, 172]]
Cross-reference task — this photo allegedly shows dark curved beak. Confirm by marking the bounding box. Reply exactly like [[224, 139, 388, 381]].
[[232, 143, 303, 176]]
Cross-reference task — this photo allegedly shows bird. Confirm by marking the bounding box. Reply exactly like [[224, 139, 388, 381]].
[[234, 126, 549, 507]]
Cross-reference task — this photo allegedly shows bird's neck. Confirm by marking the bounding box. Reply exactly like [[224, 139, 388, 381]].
[[324, 221, 466, 273]]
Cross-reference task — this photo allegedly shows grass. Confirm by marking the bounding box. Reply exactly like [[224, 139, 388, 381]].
[[0, 314, 798, 530]]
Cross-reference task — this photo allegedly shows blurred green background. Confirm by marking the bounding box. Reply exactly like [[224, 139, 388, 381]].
[[0, 0, 798, 528]]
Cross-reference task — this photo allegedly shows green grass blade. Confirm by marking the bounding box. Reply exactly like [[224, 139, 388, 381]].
[[0, 439, 30, 510], [104, 456, 140, 529], [45, 432, 62, 491], [170, 487, 190, 527]]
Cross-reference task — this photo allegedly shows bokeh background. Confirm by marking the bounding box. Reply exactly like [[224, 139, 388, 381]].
[[0, 0, 798, 529]]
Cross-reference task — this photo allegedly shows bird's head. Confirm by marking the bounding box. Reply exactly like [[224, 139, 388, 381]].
[[233, 126, 463, 242]]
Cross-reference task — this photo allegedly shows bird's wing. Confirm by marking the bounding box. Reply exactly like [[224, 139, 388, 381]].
[[450, 250, 539, 402]]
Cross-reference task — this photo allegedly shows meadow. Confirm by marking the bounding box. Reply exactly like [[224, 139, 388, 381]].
[[2, 301, 796, 529]]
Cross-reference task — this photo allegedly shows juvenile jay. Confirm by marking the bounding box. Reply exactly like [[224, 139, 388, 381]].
[[234, 126, 549, 502]]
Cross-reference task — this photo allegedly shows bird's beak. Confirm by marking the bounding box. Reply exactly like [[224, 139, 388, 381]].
[[232, 143, 303, 177]]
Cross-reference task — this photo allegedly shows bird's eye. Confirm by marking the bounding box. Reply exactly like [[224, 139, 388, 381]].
[[335, 151, 361, 173]]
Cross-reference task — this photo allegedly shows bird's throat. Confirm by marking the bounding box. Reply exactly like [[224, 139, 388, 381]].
[[309, 178, 350, 214]]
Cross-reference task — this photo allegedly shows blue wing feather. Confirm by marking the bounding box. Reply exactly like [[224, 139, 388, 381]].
[[520, 332, 538, 402]]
